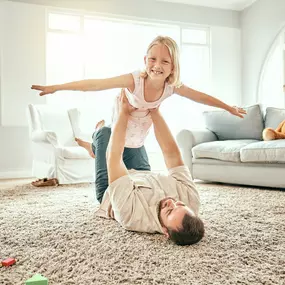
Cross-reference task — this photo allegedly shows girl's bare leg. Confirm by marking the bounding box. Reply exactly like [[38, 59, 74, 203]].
[[75, 120, 105, 159], [75, 138, 95, 158]]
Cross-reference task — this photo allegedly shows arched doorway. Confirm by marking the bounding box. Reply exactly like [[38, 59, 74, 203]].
[[257, 28, 285, 108]]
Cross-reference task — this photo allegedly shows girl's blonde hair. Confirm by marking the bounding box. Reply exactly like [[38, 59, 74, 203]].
[[141, 36, 182, 88]]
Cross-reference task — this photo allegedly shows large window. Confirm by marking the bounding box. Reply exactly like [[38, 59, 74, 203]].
[[47, 11, 211, 151]]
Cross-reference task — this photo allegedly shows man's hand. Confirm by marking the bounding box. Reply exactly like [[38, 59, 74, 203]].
[[118, 89, 137, 115], [107, 89, 131, 184], [228, 106, 247, 118], [31, 85, 57, 96], [149, 105, 160, 114]]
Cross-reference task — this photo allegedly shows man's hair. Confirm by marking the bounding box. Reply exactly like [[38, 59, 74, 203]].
[[167, 213, 205, 246]]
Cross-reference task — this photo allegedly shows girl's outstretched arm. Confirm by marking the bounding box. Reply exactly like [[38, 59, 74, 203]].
[[174, 84, 246, 118], [31, 73, 134, 96]]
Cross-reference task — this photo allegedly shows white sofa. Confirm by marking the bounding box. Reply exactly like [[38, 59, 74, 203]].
[[177, 105, 285, 188], [27, 104, 107, 184]]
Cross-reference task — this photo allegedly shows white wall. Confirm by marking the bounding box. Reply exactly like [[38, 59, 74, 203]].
[[9, 0, 240, 28], [1, 1, 46, 126], [0, 0, 241, 178], [211, 26, 241, 106], [241, 0, 285, 106], [0, 1, 46, 178]]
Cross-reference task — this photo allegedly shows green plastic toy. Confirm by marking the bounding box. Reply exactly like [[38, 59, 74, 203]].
[[25, 274, 48, 285]]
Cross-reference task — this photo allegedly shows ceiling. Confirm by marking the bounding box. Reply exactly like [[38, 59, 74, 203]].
[[0, 0, 258, 11], [157, 0, 258, 11]]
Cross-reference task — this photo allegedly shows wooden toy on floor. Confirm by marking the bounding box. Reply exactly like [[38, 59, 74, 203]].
[[25, 274, 48, 285], [1, 258, 16, 266]]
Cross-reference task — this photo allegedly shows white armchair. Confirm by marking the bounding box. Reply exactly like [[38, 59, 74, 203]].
[[27, 104, 96, 184]]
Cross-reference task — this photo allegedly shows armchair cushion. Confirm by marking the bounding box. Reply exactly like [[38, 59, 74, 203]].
[[31, 130, 59, 146], [68, 107, 107, 142], [56, 146, 92, 159], [203, 104, 264, 140], [30, 104, 75, 146]]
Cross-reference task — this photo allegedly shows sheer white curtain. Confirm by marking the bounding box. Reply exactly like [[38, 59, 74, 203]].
[[46, 12, 210, 151]]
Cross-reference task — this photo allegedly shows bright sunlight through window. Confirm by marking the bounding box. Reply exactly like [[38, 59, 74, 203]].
[[47, 12, 211, 151]]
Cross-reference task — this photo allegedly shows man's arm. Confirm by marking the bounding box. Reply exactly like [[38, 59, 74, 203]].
[[150, 109, 184, 170], [106, 90, 134, 184]]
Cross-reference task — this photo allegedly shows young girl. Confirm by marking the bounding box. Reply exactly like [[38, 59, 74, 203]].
[[32, 35, 246, 152]]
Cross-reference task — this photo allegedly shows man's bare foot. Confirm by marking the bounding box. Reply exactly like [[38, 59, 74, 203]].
[[75, 138, 95, 158], [96, 119, 105, 131]]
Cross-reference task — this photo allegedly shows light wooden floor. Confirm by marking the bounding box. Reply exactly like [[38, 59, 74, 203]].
[[0, 175, 209, 189], [0, 178, 35, 189]]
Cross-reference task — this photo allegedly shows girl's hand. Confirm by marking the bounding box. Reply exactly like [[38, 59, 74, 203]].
[[119, 89, 137, 115], [228, 106, 247, 118], [31, 85, 57, 96]]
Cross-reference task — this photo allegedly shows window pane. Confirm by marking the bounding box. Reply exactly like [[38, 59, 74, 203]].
[[181, 45, 210, 91], [83, 18, 179, 77], [182, 29, 207, 44], [49, 13, 80, 32], [82, 18, 181, 132], [46, 32, 84, 107]]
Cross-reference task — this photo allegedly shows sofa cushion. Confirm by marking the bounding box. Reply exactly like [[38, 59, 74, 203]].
[[240, 140, 285, 163], [264, 107, 285, 129], [192, 140, 258, 162], [203, 104, 264, 140]]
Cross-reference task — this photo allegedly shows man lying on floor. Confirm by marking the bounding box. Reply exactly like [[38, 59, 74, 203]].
[[95, 90, 204, 246]]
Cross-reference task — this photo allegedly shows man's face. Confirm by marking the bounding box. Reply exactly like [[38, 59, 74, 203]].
[[158, 197, 194, 237]]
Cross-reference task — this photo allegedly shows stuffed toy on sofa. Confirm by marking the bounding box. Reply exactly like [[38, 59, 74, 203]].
[[262, 120, 285, 141]]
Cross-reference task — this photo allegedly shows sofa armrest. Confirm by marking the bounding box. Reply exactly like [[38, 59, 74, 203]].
[[176, 129, 217, 149], [31, 130, 59, 147], [176, 129, 217, 174]]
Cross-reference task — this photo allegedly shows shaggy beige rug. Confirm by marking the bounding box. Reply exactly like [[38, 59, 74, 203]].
[[0, 182, 284, 285]]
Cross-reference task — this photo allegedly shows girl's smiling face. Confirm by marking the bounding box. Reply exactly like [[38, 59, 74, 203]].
[[144, 43, 173, 83]]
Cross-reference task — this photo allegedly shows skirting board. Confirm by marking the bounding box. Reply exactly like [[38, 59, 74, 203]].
[[0, 170, 33, 179]]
